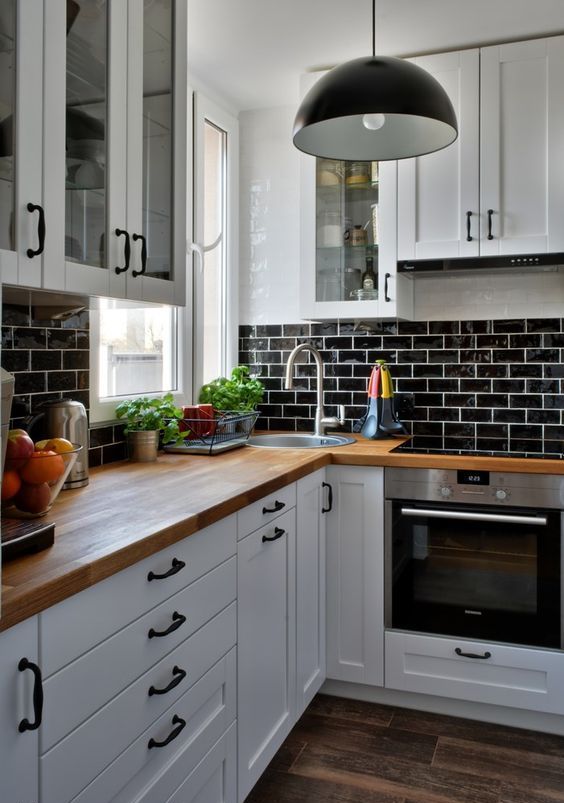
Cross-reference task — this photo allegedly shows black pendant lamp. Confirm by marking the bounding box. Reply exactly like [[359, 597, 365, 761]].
[[293, 0, 458, 161]]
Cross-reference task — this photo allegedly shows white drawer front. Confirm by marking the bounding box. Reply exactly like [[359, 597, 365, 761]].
[[41, 607, 236, 803], [237, 483, 296, 539], [42, 557, 236, 751], [385, 631, 564, 715], [41, 514, 237, 676]]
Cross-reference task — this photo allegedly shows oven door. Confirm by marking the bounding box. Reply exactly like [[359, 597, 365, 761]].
[[385, 500, 562, 649]]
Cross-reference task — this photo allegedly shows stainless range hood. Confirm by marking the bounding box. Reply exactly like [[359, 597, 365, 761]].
[[398, 252, 564, 275]]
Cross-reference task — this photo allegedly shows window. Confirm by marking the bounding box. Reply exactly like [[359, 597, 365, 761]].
[[89, 298, 187, 423], [192, 93, 238, 391], [89, 92, 237, 422]]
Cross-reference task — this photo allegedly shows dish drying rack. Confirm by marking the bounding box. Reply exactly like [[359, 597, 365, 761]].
[[163, 411, 260, 455]]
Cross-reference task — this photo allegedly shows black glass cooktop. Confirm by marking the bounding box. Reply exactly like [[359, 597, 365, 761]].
[[391, 440, 563, 460]]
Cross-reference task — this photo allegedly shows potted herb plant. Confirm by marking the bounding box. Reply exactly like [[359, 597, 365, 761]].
[[115, 393, 186, 462], [198, 365, 264, 412]]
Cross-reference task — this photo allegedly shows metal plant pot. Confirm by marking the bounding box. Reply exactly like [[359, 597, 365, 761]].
[[127, 430, 159, 462]]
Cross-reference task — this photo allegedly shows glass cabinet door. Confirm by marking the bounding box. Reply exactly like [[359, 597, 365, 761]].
[[315, 159, 379, 304], [0, 0, 16, 257], [140, 0, 173, 282], [65, 0, 108, 270]]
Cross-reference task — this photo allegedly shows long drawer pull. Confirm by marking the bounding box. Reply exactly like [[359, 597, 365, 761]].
[[148, 611, 186, 639], [322, 481, 333, 513], [18, 658, 43, 732], [147, 557, 186, 582], [148, 665, 187, 697], [26, 203, 45, 258], [262, 526, 285, 543], [455, 647, 492, 660], [148, 715, 186, 749], [262, 500, 285, 514]]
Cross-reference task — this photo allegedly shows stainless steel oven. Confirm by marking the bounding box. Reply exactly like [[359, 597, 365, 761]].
[[385, 467, 564, 649]]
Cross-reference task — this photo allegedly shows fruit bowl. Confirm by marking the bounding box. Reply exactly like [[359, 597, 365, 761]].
[[2, 442, 82, 518]]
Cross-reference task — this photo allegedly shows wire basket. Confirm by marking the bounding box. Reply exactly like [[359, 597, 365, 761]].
[[163, 411, 260, 455]]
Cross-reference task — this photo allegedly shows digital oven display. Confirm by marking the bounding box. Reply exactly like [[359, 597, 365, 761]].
[[457, 470, 490, 485]]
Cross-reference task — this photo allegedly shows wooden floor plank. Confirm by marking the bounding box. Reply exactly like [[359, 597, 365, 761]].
[[499, 782, 564, 803], [392, 707, 564, 758], [290, 740, 501, 803], [246, 768, 406, 803], [307, 694, 395, 727], [433, 736, 564, 797], [291, 712, 437, 766]]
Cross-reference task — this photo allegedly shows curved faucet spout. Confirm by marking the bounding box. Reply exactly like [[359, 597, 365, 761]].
[[285, 343, 345, 436]]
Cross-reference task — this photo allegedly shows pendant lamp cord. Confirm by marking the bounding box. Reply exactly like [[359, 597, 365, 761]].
[[372, 0, 376, 57]]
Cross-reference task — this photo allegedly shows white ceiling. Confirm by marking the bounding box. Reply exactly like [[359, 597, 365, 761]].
[[187, 0, 564, 112]]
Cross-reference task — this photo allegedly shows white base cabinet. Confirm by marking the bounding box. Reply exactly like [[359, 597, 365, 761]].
[[385, 631, 564, 716], [237, 507, 297, 802], [325, 466, 385, 687], [0, 616, 39, 803]]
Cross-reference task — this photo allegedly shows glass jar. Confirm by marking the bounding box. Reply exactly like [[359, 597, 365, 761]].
[[345, 162, 370, 185], [317, 211, 342, 247], [316, 159, 343, 186]]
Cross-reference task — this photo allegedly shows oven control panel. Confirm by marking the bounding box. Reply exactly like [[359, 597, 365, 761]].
[[385, 466, 564, 509]]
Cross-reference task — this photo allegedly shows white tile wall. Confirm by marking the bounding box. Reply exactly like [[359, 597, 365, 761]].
[[238, 108, 564, 324]]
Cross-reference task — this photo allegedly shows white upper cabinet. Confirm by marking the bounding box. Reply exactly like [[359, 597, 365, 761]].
[[480, 36, 564, 256], [397, 50, 480, 260], [2, 0, 188, 305], [0, 1, 47, 289], [398, 35, 564, 261], [299, 72, 413, 321]]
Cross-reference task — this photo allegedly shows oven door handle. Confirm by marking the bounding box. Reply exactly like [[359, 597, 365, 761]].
[[400, 507, 547, 526]]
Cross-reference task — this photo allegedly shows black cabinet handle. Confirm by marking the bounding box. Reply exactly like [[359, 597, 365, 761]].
[[148, 665, 187, 697], [487, 209, 494, 240], [455, 647, 491, 660], [148, 714, 186, 749], [466, 210, 473, 241], [148, 611, 186, 639], [147, 557, 186, 582], [262, 526, 285, 543], [115, 228, 130, 274], [262, 500, 285, 514], [384, 272, 391, 302], [18, 658, 43, 732], [322, 481, 333, 513], [26, 203, 45, 258], [131, 232, 147, 277]]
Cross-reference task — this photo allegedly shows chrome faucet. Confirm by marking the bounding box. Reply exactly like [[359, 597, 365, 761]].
[[285, 343, 346, 437]]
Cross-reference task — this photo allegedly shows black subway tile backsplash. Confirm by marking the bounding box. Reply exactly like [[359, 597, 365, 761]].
[[241, 317, 564, 454]]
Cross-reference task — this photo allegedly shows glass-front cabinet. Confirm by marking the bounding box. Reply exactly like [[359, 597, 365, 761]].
[[299, 73, 413, 321], [1, 0, 188, 305]]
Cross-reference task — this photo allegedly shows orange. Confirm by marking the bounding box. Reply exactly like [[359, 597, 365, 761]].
[[1, 469, 21, 501], [20, 450, 66, 485]]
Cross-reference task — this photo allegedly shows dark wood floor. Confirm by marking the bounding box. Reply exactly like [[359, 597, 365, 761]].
[[246, 694, 564, 803]]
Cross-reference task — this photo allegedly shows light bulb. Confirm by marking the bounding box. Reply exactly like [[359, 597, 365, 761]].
[[362, 113, 386, 131]]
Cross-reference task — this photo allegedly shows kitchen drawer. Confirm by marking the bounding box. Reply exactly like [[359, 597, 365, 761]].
[[40, 514, 236, 676], [42, 556, 236, 751], [237, 482, 296, 539], [111, 722, 236, 803], [41, 607, 236, 803], [385, 630, 564, 715]]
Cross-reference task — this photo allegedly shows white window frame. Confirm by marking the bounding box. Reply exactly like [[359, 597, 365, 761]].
[[192, 92, 239, 394], [89, 297, 192, 425]]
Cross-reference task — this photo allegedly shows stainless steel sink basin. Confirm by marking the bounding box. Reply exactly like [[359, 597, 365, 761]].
[[246, 434, 355, 449]]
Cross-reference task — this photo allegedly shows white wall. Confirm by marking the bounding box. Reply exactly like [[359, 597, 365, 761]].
[[238, 108, 564, 325], [239, 106, 301, 325]]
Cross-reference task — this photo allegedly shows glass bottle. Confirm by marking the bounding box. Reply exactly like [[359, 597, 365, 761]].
[[361, 255, 376, 290]]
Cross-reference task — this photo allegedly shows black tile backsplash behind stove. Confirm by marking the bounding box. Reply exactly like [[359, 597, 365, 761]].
[[2, 299, 127, 467], [239, 318, 564, 456]]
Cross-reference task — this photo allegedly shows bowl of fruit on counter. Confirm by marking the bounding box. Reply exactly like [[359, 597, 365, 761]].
[[1, 430, 82, 517]]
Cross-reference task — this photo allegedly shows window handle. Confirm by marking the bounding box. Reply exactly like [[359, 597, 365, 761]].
[[188, 233, 223, 273]]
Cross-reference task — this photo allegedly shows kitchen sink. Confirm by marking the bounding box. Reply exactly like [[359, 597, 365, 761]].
[[246, 433, 355, 449]]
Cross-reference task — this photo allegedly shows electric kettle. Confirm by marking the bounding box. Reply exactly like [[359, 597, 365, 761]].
[[27, 399, 89, 488]]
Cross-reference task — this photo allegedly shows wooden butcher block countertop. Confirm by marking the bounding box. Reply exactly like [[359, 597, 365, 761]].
[[2, 434, 564, 631]]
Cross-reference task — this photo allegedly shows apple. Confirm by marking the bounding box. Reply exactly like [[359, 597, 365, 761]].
[[14, 481, 51, 515], [5, 429, 35, 470]]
